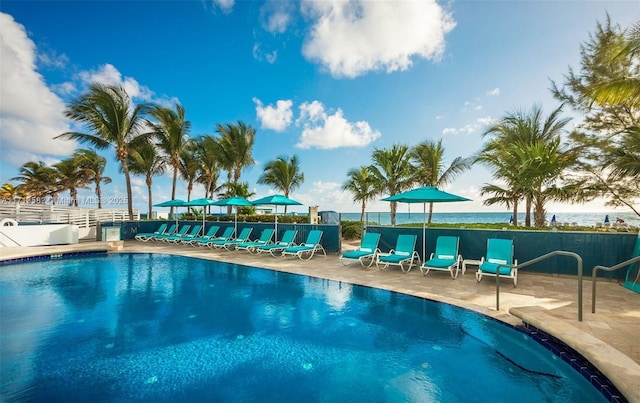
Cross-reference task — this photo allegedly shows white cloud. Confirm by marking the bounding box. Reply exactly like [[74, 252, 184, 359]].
[[0, 12, 76, 163], [487, 88, 500, 96], [443, 116, 495, 136], [253, 98, 293, 132], [300, 0, 455, 78], [435, 115, 444, 120], [260, 1, 294, 34], [295, 101, 381, 149], [463, 100, 482, 111], [212, 0, 234, 14], [252, 43, 278, 64]]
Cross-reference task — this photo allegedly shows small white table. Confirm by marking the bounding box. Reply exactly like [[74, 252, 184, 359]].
[[462, 259, 482, 275]]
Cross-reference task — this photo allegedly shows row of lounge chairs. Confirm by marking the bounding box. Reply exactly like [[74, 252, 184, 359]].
[[135, 224, 327, 260], [340, 233, 518, 286], [135, 224, 517, 284]]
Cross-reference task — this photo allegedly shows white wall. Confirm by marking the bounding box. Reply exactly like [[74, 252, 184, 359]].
[[0, 224, 79, 247]]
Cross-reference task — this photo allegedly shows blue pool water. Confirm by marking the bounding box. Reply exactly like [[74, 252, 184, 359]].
[[0, 253, 608, 402]]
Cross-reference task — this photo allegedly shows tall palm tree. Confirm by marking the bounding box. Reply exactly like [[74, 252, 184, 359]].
[[179, 143, 200, 211], [368, 144, 413, 226], [56, 84, 151, 219], [195, 135, 222, 213], [257, 155, 304, 213], [215, 121, 256, 183], [477, 105, 575, 227], [148, 104, 191, 218], [127, 141, 166, 218], [54, 157, 89, 207], [74, 149, 112, 208], [12, 161, 60, 204], [476, 105, 571, 226], [409, 139, 471, 223], [342, 166, 377, 223]]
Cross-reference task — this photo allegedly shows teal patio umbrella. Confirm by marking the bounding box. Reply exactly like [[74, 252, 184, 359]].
[[184, 198, 217, 235], [382, 186, 471, 261], [251, 194, 302, 240], [154, 199, 187, 227], [212, 196, 253, 235]]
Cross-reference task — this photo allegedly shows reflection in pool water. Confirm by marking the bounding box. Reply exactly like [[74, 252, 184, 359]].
[[0, 253, 606, 402]]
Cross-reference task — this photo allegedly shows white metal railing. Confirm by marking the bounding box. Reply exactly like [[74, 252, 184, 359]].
[[0, 202, 139, 229]]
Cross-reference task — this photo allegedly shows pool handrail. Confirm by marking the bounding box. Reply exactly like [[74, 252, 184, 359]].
[[492, 250, 583, 321], [591, 255, 640, 314]]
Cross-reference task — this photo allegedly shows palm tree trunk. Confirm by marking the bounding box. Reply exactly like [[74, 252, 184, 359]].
[[170, 166, 178, 219], [95, 181, 103, 208], [121, 159, 135, 220], [390, 201, 397, 226], [146, 174, 153, 218], [513, 201, 519, 227], [360, 201, 366, 223], [428, 202, 434, 224], [525, 195, 532, 227]]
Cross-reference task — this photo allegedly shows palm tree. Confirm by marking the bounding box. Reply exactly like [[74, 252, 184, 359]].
[[73, 149, 112, 208], [179, 143, 200, 211], [148, 104, 191, 218], [215, 121, 256, 183], [409, 139, 471, 224], [478, 105, 569, 225], [127, 141, 166, 218], [12, 161, 60, 204], [54, 157, 89, 207], [0, 183, 24, 202], [257, 155, 304, 213], [342, 166, 377, 223], [218, 181, 255, 215], [368, 144, 413, 226], [194, 135, 222, 213], [477, 105, 575, 227], [56, 84, 151, 219]]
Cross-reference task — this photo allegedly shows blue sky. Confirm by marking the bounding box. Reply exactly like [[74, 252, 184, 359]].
[[1, 0, 638, 215]]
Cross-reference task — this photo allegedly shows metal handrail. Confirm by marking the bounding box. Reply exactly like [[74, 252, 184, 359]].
[[494, 250, 583, 321], [592, 255, 640, 313]]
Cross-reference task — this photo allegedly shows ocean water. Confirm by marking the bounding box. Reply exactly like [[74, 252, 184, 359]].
[[339, 211, 640, 227]]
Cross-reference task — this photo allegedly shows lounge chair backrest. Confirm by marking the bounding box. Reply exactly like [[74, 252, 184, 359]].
[[278, 230, 297, 245], [360, 232, 381, 253], [165, 224, 177, 235], [435, 236, 459, 260], [188, 225, 202, 236], [237, 227, 252, 240], [155, 223, 168, 234], [219, 227, 234, 239], [395, 234, 417, 256], [486, 238, 513, 265], [258, 228, 274, 242], [204, 225, 219, 238], [304, 230, 323, 246], [176, 225, 191, 236]]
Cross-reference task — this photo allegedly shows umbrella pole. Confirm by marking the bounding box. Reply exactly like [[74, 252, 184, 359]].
[[422, 202, 426, 263], [274, 205, 278, 241]]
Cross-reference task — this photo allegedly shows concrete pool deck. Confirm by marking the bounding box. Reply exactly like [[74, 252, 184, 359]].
[[2, 240, 639, 402]]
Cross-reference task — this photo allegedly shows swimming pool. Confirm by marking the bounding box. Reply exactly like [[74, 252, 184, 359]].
[[0, 253, 608, 402]]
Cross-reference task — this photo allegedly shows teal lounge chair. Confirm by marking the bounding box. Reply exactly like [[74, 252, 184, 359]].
[[196, 227, 234, 247], [339, 232, 381, 268], [282, 230, 326, 260], [376, 234, 420, 273], [235, 228, 275, 253], [421, 236, 462, 278], [476, 238, 518, 286], [157, 224, 191, 242], [147, 224, 177, 242], [166, 224, 202, 243], [255, 230, 298, 257], [135, 223, 168, 242], [209, 227, 253, 250], [184, 225, 219, 246]]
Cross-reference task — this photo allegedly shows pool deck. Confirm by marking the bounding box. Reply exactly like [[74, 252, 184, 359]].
[[2, 240, 639, 402]]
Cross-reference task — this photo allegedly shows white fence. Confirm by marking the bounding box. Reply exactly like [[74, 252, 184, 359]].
[[0, 203, 139, 240]]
